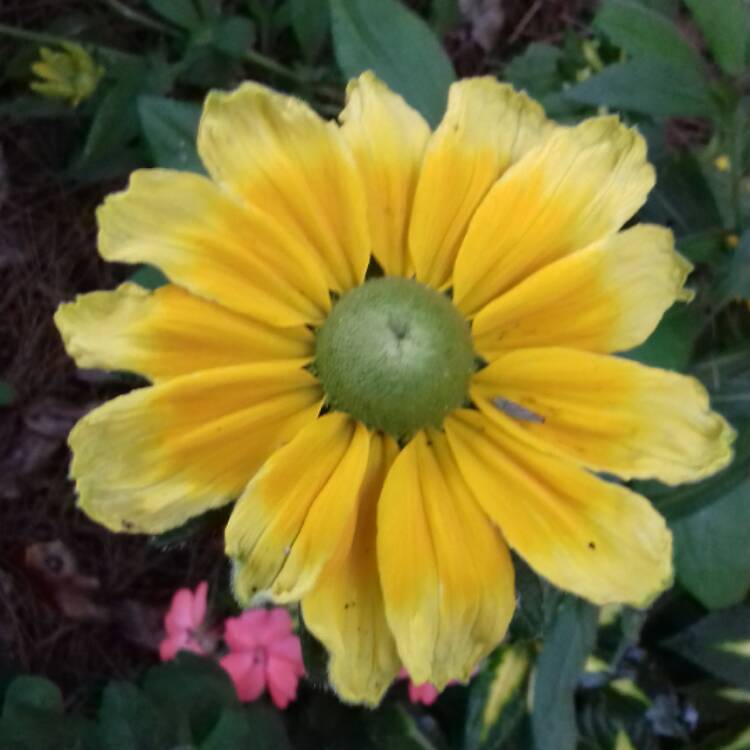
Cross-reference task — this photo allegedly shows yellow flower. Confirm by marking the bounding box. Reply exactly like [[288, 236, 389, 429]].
[[30, 42, 103, 106], [714, 154, 731, 172], [54, 73, 734, 706]]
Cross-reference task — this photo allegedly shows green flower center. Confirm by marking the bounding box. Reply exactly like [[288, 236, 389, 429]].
[[314, 277, 476, 439]]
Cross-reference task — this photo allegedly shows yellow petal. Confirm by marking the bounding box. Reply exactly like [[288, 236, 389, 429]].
[[471, 225, 694, 357], [454, 116, 655, 316], [54, 282, 314, 382], [445, 410, 673, 607], [472, 348, 735, 485], [198, 82, 370, 292], [70, 362, 322, 534], [339, 72, 430, 277], [227, 413, 371, 604], [302, 433, 401, 706], [378, 431, 515, 687], [97, 169, 330, 327], [408, 78, 550, 288]]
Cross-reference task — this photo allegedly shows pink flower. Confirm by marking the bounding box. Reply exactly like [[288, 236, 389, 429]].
[[398, 668, 458, 706], [220, 607, 304, 709], [159, 581, 216, 661]]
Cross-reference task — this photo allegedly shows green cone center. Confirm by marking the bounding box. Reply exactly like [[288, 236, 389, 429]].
[[314, 277, 475, 439]]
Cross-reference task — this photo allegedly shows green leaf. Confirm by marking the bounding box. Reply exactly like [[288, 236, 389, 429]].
[[642, 151, 723, 239], [201, 705, 290, 750], [664, 606, 750, 689], [365, 703, 439, 750], [329, 0, 455, 126], [146, 0, 203, 30], [564, 60, 717, 119], [626, 304, 701, 372], [672, 469, 750, 610], [715, 231, 750, 308], [290, 0, 330, 60], [594, 0, 703, 71], [143, 653, 238, 744], [431, 0, 460, 35], [0, 381, 15, 406], [595, 0, 705, 71], [531, 597, 598, 750], [138, 95, 203, 173], [463, 643, 533, 750], [129, 265, 169, 290], [2, 677, 63, 719], [0, 676, 88, 750], [504, 43, 563, 99], [684, 0, 749, 76], [209, 15, 256, 57], [693, 345, 750, 422], [95, 681, 172, 750]]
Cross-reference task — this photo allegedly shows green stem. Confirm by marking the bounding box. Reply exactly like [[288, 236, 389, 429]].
[[100, 0, 181, 36], [242, 47, 305, 82], [0, 21, 135, 62]]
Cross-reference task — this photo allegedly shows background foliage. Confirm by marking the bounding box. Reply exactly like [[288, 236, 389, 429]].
[[1, 1, 750, 748]]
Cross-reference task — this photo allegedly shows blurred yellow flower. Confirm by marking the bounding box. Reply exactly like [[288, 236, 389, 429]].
[[55, 73, 734, 705], [714, 154, 731, 172], [30, 42, 103, 106]]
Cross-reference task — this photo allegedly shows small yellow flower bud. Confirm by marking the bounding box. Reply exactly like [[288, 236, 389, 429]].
[[714, 154, 731, 172], [726, 233, 740, 249], [30, 42, 103, 107]]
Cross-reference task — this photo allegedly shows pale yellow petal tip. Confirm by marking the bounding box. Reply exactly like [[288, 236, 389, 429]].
[[327, 664, 397, 709], [624, 523, 674, 611]]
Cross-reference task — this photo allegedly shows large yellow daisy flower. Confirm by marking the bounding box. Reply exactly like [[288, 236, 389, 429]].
[[55, 73, 734, 706]]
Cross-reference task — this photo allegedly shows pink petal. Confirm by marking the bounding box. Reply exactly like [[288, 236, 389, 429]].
[[159, 633, 188, 661], [408, 682, 440, 706], [164, 589, 196, 634], [266, 655, 300, 709], [262, 608, 294, 641], [191, 581, 208, 627], [220, 652, 266, 702], [224, 613, 263, 652], [266, 634, 304, 673]]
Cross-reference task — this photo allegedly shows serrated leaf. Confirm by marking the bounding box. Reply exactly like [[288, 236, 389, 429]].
[[138, 95, 203, 173], [290, 0, 330, 60], [565, 59, 717, 119], [664, 606, 750, 689], [329, 0, 455, 126], [594, 0, 704, 71], [463, 643, 532, 750], [146, 0, 203, 30], [684, 0, 749, 76], [531, 597, 598, 750]]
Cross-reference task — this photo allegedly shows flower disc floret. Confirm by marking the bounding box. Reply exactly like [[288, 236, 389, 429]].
[[314, 277, 475, 439]]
